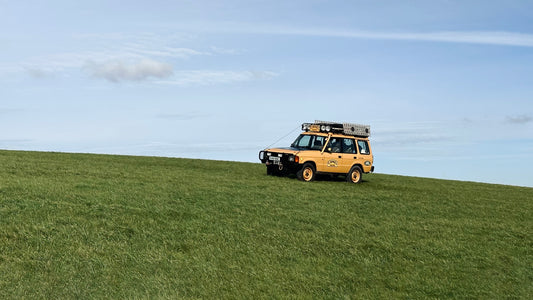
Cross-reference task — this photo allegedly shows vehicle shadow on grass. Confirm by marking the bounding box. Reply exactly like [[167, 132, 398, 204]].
[[281, 173, 369, 184]]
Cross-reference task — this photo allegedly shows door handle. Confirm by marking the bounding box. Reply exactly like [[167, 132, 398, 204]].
[[354, 156, 357, 159], [338, 155, 342, 158]]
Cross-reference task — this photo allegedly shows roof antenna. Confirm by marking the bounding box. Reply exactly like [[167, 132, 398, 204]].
[[263, 125, 300, 150]]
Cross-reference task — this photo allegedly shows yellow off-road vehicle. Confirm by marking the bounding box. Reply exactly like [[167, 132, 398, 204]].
[[259, 121, 374, 183]]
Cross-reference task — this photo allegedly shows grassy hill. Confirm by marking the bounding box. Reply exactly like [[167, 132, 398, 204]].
[[0, 150, 531, 299]]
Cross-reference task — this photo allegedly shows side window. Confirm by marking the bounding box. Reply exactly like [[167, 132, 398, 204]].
[[342, 138, 356, 154], [357, 140, 370, 155], [311, 135, 326, 150], [328, 138, 342, 153]]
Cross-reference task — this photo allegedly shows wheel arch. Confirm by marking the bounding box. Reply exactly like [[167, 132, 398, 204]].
[[299, 160, 317, 171], [350, 163, 364, 173]]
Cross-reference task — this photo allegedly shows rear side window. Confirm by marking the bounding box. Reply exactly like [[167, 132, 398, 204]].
[[342, 138, 356, 154], [357, 140, 370, 155]]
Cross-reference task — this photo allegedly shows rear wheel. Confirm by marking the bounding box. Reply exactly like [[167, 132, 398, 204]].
[[346, 166, 363, 183], [297, 163, 316, 182]]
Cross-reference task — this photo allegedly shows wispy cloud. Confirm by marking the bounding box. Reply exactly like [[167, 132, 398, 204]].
[[3, 32, 265, 86], [86, 59, 173, 82], [506, 114, 532, 124], [213, 23, 533, 47], [3, 32, 209, 79], [6, 42, 274, 85], [17, 46, 203, 74], [157, 70, 278, 86], [301, 29, 533, 47], [73, 25, 533, 48]]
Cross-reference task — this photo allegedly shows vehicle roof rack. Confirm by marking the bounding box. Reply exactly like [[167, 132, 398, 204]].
[[308, 120, 371, 137]]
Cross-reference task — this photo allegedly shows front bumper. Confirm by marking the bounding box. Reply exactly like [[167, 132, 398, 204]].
[[259, 150, 301, 173]]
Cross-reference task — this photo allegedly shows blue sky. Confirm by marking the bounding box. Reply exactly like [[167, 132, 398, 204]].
[[1, 0, 532, 187]]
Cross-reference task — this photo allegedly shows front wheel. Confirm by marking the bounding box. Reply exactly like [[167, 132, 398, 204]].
[[346, 166, 363, 183], [297, 163, 316, 182]]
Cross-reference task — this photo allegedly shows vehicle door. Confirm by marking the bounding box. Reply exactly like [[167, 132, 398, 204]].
[[338, 138, 357, 173], [321, 137, 342, 173], [322, 137, 354, 173]]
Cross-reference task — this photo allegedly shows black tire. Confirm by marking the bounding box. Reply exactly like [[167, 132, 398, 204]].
[[346, 166, 363, 183], [297, 163, 316, 182]]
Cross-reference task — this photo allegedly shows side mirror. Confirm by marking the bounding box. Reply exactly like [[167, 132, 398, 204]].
[[327, 147, 332, 153]]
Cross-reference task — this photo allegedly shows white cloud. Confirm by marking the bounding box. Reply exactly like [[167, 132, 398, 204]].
[[18, 45, 204, 74], [4, 36, 275, 85], [4, 31, 209, 78], [87, 59, 174, 82]]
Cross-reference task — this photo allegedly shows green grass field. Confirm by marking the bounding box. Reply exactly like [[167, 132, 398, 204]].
[[0, 150, 531, 299]]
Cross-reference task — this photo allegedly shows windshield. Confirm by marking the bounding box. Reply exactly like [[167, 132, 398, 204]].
[[291, 134, 326, 150]]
